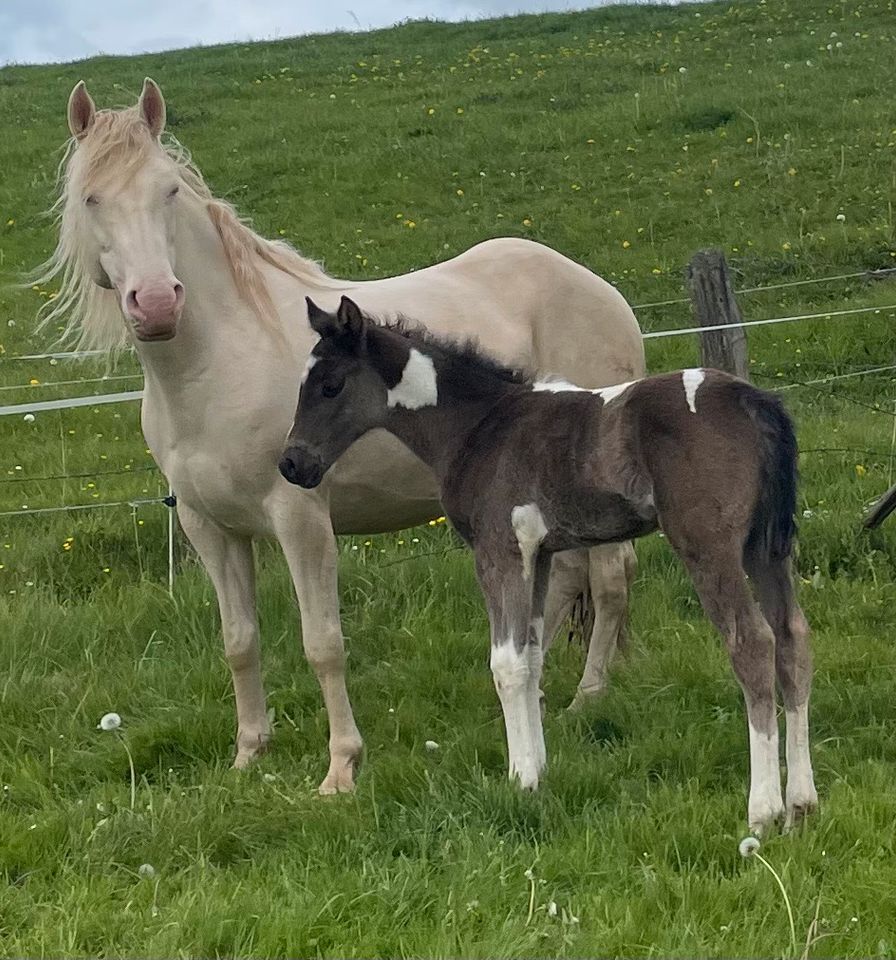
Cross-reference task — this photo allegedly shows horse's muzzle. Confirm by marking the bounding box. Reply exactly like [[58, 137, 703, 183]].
[[279, 445, 324, 489]]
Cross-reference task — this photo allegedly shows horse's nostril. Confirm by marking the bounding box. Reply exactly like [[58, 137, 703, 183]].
[[173, 282, 185, 307], [126, 289, 139, 311]]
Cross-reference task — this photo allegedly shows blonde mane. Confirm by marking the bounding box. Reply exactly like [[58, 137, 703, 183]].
[[32, 105, 342, 352]]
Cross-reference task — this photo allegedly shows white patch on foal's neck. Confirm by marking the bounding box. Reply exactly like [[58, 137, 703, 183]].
[[387, 348, 438, 410], [533, 376, 637, 404], [511, 503, 548, 580], [682, 368, 705, 413], [300, 353, 319, 386]]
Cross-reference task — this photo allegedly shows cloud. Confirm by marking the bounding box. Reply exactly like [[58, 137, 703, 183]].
[[0, 0, 617, 66]]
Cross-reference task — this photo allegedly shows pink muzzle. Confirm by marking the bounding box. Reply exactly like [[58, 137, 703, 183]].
[[125, 279, 185, 341]]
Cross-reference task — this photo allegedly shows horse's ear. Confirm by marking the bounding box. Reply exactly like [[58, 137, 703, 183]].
[[138, 77, 166, 138], [336, 296, 366, 342], [68, 81, 96, 141], [306, 297, 335, 337]]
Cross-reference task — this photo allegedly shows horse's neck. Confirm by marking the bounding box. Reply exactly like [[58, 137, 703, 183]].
[[137, 197, 300, 397]]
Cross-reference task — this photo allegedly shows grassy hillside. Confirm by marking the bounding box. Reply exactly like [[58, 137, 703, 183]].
[[1, 0, 895, 956]]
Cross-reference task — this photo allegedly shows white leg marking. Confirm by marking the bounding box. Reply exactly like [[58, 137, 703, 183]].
[[682, 368, 705, 413], [784, 703, 817, 819], [524, 641, 546, 772], [387, 348, 438, 409], [510, 503, 548, 580], [491, 640, 540, 788], [748, 721, 784, 834]]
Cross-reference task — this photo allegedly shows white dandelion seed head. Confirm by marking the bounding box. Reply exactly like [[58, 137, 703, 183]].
[[137, 863, 156, 878], [524, 867, 535, 880], [424, 739, 440, 752], [98, 712, 122, 731], [739, 836, 761, 858], [836, 213, 846, 222], [23, 414, 35, 423]]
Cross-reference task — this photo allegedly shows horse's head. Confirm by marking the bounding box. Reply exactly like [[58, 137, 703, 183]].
[[280, 297, 391, 488], [64, 78, 185, 342]]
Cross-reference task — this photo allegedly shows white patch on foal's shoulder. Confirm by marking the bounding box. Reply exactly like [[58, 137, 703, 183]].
[[533, 376, 637, 403], [533, 377, 586, 393], [511, 503, 548, 580], [682, 368, 705, 413], [596, 380, 636, 403], [300, 353, 319, 386], [387, 348, 438, 410]]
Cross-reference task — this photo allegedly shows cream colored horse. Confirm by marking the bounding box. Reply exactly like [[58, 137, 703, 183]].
[[37, 78, 645, 793]]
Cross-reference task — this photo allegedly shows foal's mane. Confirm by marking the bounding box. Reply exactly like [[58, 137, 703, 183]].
[[32, 104, 341, 352], [379, 315, 533, 386]]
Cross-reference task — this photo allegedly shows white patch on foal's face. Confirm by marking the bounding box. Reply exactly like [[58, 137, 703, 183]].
[[682, 368, 705, 413], [387, 348, 438, 410], [532, 376, 637, 404], [511, 503, 548, 580]]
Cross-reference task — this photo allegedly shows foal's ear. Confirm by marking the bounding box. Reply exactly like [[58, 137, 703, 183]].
[[68, 81, 96, 141], [336, 296, 366, 341], [306, 297, 335, 337], [138, 77, 166, 139]]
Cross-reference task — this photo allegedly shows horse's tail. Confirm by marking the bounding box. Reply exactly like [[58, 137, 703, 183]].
[[740, 383, 799, 566]]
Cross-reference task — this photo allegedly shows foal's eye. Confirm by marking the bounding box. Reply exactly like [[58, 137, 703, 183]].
[[321, 379, 344, 399]]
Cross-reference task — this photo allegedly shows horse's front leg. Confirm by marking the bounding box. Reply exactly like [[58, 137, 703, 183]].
[[274, 500, 363, 795], [177, 501, 270, 768]]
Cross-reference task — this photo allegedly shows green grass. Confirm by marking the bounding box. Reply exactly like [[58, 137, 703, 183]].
[[1, 0, 896, 956]]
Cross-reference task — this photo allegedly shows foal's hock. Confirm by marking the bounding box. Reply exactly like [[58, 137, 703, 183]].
[[282, 296, 818, 834]]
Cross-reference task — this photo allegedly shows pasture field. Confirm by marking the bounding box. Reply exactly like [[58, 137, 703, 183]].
[[1, 0, 895, 955]]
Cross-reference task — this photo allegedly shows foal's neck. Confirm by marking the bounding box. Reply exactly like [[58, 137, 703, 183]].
[[383, 346, 526, 481]]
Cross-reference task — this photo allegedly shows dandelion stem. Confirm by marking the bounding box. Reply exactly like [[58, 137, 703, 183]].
[[525, 874, 536, 925], [754, 852, 797, 956], [119, 733, 136, 811]]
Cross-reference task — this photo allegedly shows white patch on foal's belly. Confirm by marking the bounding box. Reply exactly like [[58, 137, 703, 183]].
[[681, 368, 705, 413], [511, 503, 548, 580], [387, 348, 438, 410], [532, 376, 637, 403]]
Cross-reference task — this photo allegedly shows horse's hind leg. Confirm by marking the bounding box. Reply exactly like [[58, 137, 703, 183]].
[[747, 555, 817, 827], [542, 542, 635, 709], [667, 532, 784, 834]]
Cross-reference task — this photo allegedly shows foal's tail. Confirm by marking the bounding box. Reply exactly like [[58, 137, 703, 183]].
[[740, 384, 799, 566]]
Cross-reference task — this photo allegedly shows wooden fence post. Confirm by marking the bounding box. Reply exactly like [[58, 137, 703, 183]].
[[686, 249, 750, 380]]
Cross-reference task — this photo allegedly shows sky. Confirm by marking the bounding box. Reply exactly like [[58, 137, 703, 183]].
[[0, 0, 664, 67]]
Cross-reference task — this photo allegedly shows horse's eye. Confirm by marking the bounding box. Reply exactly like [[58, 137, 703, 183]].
[[85, 194, 99, 206], [321, 379, 344, 399], [166, 185, 180, 200]]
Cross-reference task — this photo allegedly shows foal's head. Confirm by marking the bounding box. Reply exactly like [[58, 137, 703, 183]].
[[280, 297, 410, 488]]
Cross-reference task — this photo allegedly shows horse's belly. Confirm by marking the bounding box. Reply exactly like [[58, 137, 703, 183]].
[[327, 431, 442, 534]]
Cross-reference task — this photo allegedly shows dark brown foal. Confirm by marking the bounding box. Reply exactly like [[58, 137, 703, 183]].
[[280, 296, 817, 834]]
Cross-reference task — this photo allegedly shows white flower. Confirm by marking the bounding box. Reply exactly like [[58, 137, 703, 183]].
[[547, 901, 558, 917], [739, 836, 761, 858], [424, 739, 440, 751], [678, 66, 687, 73], [137, 863, 156, 878], [23, 414, 35, 423], [98, 712, 122, 731], [836, 213, 846, 222], [524, 867, 535, 880]]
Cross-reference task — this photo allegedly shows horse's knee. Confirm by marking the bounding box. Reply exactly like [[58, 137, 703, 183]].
[[302, 624, 347, 677], [223, 620, 259, 673]]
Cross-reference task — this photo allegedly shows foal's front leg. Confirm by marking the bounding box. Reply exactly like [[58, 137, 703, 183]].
[[476, 549, 548, 789]]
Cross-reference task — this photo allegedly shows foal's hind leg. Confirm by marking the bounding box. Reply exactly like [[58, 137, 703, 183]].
[[668, 537, 784, 834], [748, 556, 818, 827]]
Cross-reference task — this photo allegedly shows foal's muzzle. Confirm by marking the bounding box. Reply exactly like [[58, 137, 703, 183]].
[[279, 444, 325, 489]]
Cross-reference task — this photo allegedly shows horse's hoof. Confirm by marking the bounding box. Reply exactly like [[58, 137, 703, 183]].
[[784, 793, 818, 831], [566, 684, 606, 712], [232, 732, 271, 770]]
